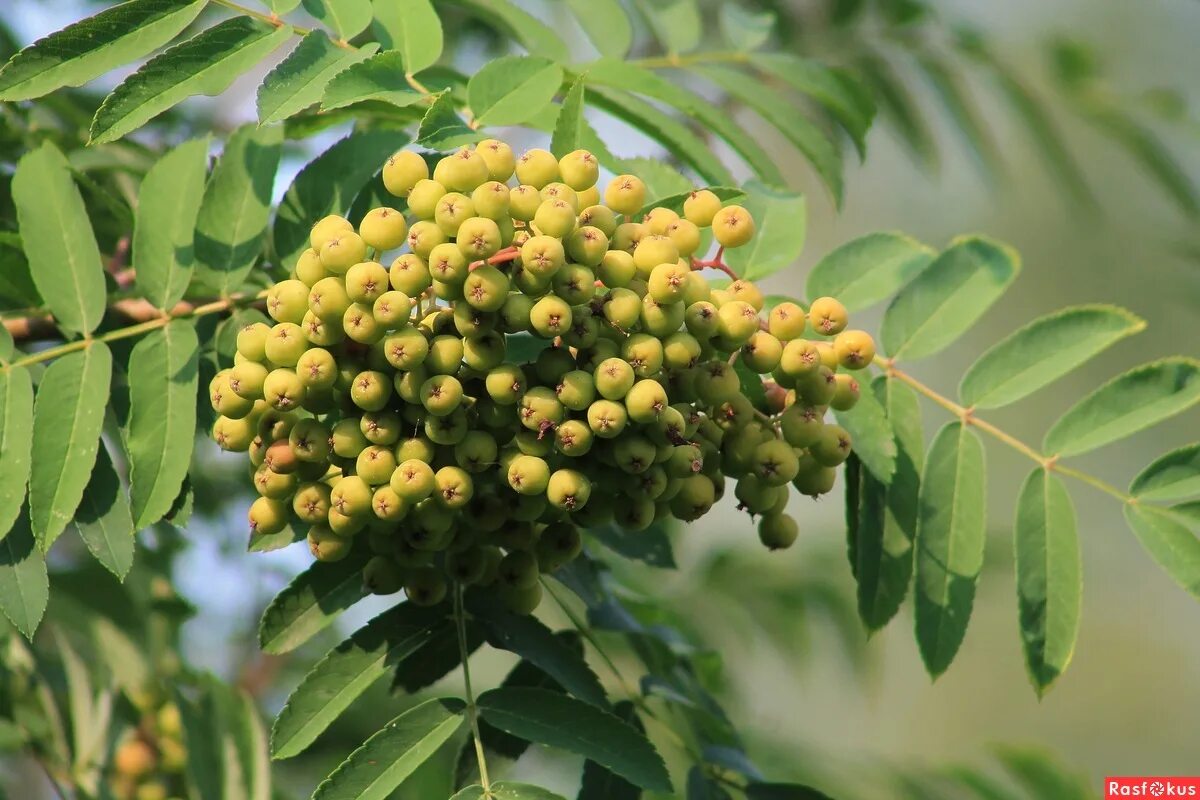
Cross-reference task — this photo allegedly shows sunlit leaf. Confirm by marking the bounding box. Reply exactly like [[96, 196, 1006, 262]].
[[806, 232, 934, 312], [632, 0, 701, 55], [0, 365, 34, 543], [416, 90, 479, 148], [565, 0, 632, 59], [721, 181, 806, 280], [835, 377, 896, 482], [720, 4, 774, 51], [371, 0, 443, 73], [258, 548, 372, 654], [320, 50, 425, 111], [550, 75, 585, 159], [1131, 443, 1200, 501], [468, 55, 563, 127], [256, 32, 378, 125], [71, 445, 135, 581], [133, 137, 209, 310], [301, 0, 372, 40]]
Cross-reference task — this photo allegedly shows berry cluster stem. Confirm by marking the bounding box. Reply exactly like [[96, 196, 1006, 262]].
[[880, 357, 1133, 503], [453, 584, 492, 793]]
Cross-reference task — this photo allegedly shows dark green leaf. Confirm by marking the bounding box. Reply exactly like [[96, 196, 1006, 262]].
[[393, 614, 484, 693], [451, 0, 570, 62], [312, 698, 466, 800], [274, 129, 410, 266], [126, 321, 199, 529], [477, 687, 671, 792], [721, 181, 806, 281], [0, 0, 206, 101], [301, 0, 372, 39], [835, 377, 896, 482], [752, 53, 875, 158], [578, 700, 643, 800], [805, 232, 934, 312], [90, 17, 292, 144], [745, 784, 834, 800], [589, 522, 676, 568], [319, 49, 425, 111], [258, 548, 371, 654], [133, 137, 209, 310], [1124, 504, 1200, 600], [0, 506, 48, 639], [0, 235, 40, 309], [1014, 469, 1081, 695], [959, 305, 1146, 409], [565, 0, 633, 60], [550, 76, 586, 159], [256, 32, 378, 125], [29, 343, 112, 551], [453, 784, 567, 800], [881, 236, 1020, 360], [12, 142, 107, 335], [248, 523, 306, 553], [271, 602, 447, 759], [1043, 358, 1200, 457], [71, 445, 135, 581], [371, 0, 443, 73], [914, 422, 986, 678], [468, 55, 563, 127], [0, 365, 34, 542], [416, 90, 479, 148], [193, 123, 283, 295], [915, 54, 1001, 178], [688, 768, 734, 799], [1131, 443, 1200, 501]]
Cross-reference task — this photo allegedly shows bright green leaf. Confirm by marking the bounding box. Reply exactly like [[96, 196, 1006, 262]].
[[270, 603, 446, 759], [320, 50, 424, 111], [720, 4, 775, 51], [71, 445, 135, 581], [90, 17, 292, 144], [371, 0, 443, 73], [958, 305, 1146, 409], [302, 0, 372, 39], [1131, 443, 1200, 501], [133, 137, 209, 310], [12, 142, 107, 335], [881, 235, 1020, 360], [193, 123, 283, 295], [550, 76, 586, 159], [126, 321, 199, 529], [805, 232, 935, 312], [835, 378, 896, 482], [751, 53, 875, 158], [468, 55, 563, 127], [1014, 468, 1081, 695], [721, 181, 806, 281], [29, 343, 112, 551], [256, 32, 378, 125], [1043, 358, 1200, 457], [0, 506, 47, 639], [0, 366, 34, 543], [274, 129, 410, 266], [311, 698, 466, 800], [914, 421, 986, 678], [477, 687, 671, 792], [258, 548, 371, 654], [416, 90, 479, 148], [633, 0, 701, 55], [565, 0, 633, 59], [451, 0, 569, 62], [0, 0, 207, 101]]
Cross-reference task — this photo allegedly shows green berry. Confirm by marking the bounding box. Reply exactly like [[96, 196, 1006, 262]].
[[359, 207, 408, 251], [712, 205, 755, 248], [604, 174, 646, 215], [383, 150, 429, 197]]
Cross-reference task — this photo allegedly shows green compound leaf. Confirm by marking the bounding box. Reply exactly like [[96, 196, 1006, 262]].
[[851, 377, 923, 631], [565, 0, 633, 59], [468, 55, 563, 127], [29, 343, 112, 552], [694, 64, 842, 204], [452, 0, 569, 62], [721, 180, 806, 281], [1131, 443, 1200, 501], [371, 0, 443, 74], [550, 75, 586, 159], [881, 235, 1020, 361], [194, 123, 283, 295], [589, 521, 676, 568], [805, 232, 935, 312], [256, 32, 378, 125], [320, 51, 425, 111], [0, 506, 48, 639], [1124, 504, 1200, 600], [90, 17, 292, 144], [1014, 468, 1081, 696], [452, 783, 567, 800], [0, 366, 34, 543], [259, 548, 372, 654], [959, 305, 1146, 409], [301, 0, 373, 39], [71, 445, 136, 581], [633, 0, 701, 55], [312, 698, 465, 800], [416, 90, 479, 148], [477, 687, 671, 792], [751, 53, 875, 158], [133, 137, 209, 311], [914, 421, 986, 679], [270, 603, 447, 759], [127, 321, 199, 529], [468, 597, 609, 708], [1043, 358, 1200, 457], [835, 376, 896, 483], [12, 142, 107, 336], [274, 129, 411, 266], [0, 0, 206, 101]]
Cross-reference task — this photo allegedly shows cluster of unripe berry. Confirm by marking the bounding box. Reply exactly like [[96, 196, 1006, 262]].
[[208, 139, 874, 614], [110, 702, 185, 800]]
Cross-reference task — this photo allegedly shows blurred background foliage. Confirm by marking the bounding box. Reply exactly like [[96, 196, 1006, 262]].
[[0, 0, 1197, 798]]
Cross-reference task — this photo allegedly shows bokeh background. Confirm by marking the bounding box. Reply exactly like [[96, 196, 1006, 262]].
[[3, 0, 1199, 797]]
